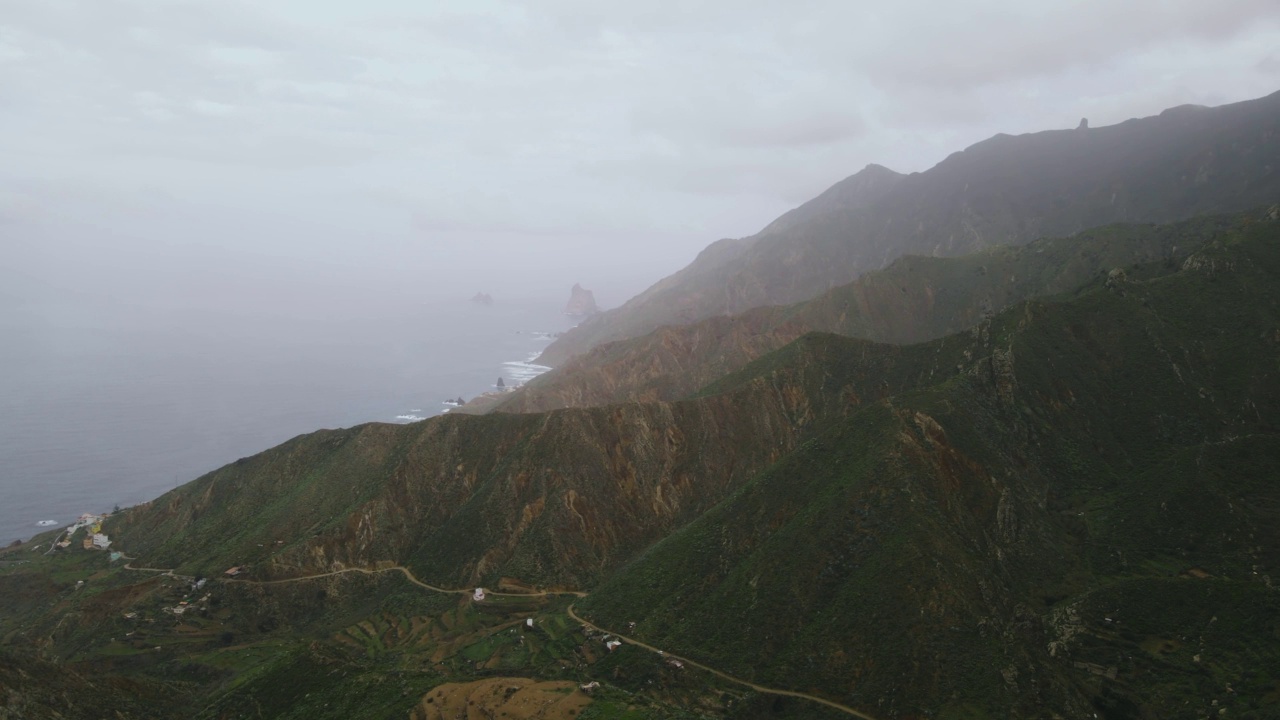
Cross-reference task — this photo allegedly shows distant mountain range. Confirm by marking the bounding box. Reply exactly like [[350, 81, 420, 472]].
[[539, 90, 1280, 366], [488, 214, 1240, 413], [2, 91, 1278, 720]]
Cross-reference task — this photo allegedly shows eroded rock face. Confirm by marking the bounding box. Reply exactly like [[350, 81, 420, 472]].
[[564, 284, 598, 317], [110, 375, 822, 588]]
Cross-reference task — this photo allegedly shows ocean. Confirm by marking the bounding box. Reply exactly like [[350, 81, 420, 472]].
[[0, 291, 575, 545]]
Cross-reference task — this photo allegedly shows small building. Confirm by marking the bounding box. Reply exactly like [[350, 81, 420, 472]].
[[605, 640, 621, 652], [473, 587, 486, 602], [92, 534, 111, 550], [224, 567, 243, 577], [82, 537, 94, 550]]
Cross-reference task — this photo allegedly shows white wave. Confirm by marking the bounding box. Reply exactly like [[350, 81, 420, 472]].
[[395, 414, 426, 422], [409, 408, 423, 412], [503, 358, 551, 384], [35, 519, 57, 527]]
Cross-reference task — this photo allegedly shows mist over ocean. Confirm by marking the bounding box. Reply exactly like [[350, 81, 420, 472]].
[[0, 289, 575, 545]]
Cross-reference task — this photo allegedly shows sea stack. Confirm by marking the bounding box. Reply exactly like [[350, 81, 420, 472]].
[[564, 283, 599, 317], [471, 292, 494, 305]]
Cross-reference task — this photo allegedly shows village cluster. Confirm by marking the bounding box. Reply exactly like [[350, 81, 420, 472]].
[[47, 513, 120, 558]]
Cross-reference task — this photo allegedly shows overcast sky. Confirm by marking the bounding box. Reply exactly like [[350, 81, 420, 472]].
[[3, 0, 1279, 308]]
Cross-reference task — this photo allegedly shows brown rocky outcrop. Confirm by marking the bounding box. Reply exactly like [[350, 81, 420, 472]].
[[563, 284, 598, 317]]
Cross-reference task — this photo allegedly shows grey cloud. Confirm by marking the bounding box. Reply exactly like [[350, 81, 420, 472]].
[[630, 91, 867, 150], [2, 0, 1278, 290], [851, 0, 1280, 89]]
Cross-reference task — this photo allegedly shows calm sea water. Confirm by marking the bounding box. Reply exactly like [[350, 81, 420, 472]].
[[0, 292, 574, 545]]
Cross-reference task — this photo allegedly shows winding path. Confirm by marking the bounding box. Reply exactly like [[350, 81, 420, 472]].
[[565, 605, 876, 720], [226, 565, 586, 599], [121, 561, 872, 719], [123, 561, 194, 581]]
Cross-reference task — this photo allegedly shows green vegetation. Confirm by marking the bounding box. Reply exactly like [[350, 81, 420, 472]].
[[577, 214, 1280, 718]]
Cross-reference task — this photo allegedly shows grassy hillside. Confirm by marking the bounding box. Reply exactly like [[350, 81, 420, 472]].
[[103, 356, 885, 589], [540, 90, 1280, 366], [577, 215, 1280, 718]]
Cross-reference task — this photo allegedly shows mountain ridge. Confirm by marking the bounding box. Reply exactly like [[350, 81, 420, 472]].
[[539, 89, 1280, 366], [482, 212, 1244, 414]]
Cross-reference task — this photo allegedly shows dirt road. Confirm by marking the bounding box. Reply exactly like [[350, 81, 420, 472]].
[[121, 560, 872, 719]]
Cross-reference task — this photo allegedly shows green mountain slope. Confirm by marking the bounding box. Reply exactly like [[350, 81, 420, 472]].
[[107, 373, 846, 589], [540, 90, 1280, 366], [489, 212, 1245, 414], [2, 211, 1277, 719], [576, 216, 1280, 717]]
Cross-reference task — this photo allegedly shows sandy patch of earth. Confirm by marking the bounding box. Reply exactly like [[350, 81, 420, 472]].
[[410, 677, 591, 720]]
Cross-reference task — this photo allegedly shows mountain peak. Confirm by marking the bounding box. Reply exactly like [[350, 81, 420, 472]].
[[858, 162, 899, 176]]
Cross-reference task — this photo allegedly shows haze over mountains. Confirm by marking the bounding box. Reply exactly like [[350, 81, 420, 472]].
[[2, 90, 1280, 720], [538, 90, 1280, 366]]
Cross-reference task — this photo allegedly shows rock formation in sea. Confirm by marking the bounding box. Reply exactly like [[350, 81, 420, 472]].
[[564, 283, 598, 317], [471, 292, 493, 305]]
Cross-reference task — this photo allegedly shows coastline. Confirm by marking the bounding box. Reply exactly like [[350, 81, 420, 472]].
[[0, 295, 574, 545]]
